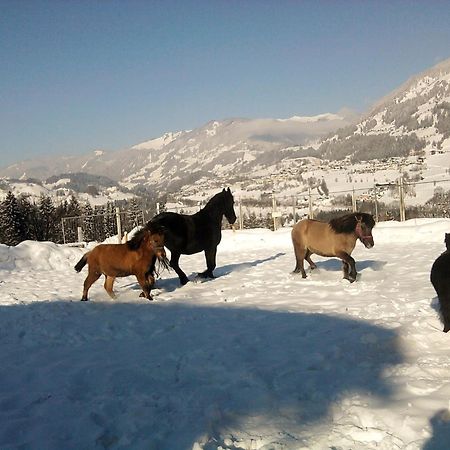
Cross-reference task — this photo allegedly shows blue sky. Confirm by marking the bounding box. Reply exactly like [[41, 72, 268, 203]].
[[1, 0, 450, 167]]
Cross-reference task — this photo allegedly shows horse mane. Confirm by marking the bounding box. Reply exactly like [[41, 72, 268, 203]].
[[127, 223, 166, 251], [126, 228, 148, 250], [202, 190, 227, 211], [329, 212, 375, 234], [146, 221, 166, 236]]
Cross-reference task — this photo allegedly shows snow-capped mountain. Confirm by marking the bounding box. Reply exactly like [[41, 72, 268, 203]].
[[126, 56, 450, 195], [318, 58, 450, 161], [0, 172, 136, 206], [1, 58, 450, 201], [121, 113, 355, 192], [0, 113, 354, 193], [130, 131, 186, 151]]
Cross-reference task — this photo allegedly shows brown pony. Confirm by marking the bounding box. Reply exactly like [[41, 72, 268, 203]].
[[74, 226, 169, 301], [291, 212, 375, 282]]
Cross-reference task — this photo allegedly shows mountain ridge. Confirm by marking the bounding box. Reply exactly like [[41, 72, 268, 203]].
[[0, 112, 355, 187], [1, 58, 450, 200]]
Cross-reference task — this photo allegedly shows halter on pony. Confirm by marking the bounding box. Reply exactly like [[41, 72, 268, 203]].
[[355, 216, 374, 247]]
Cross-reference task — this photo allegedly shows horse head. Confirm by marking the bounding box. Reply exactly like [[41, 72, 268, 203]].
[[148, 232, 165, 252], [222, 187, 237, 225], [145, 228, 170, 271], [355, 214, 375, 249], [445, 233, 450, 251], [145, 225, 166, 255]]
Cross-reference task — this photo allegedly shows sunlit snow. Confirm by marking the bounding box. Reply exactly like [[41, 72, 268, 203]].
[[1, 219, 450, 449]]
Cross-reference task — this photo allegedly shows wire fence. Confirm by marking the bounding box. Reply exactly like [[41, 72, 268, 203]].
[[61, 178, 450, 243], [61, 208, 146, 244], [264, 177, 450, 229]]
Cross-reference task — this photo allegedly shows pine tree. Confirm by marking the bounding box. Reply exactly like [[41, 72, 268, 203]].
[[18, 196, 40, 240], [66, 195, 81, 217], [54, 200, 69, 244], [0, 191, 26, 245], [103, 202, 117, 238], [82, 201, 96, 242], [64, 195, 82, 243], [94, 205, 106, 242], [128, 198, 141, 230], [320, 179, 329, 197], [38, 194, 57, 241]]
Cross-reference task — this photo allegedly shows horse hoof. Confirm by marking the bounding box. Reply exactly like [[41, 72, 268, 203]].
[[343, 276, 356, 283], [80, 298, 88, 301]]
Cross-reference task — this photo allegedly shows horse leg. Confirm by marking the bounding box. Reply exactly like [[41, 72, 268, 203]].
[[170, 252, 189, 285], [139, 269, 157, 298], [439, 294, 450, 333], [305, 249, 317, 270], [81, 271, 101, 301], [292, 246, 307, 278], [136, 272, 153, 300], [342, 261, 350, 279], [104, 275, 116, 299], [348, 256, 357, 282], [139, 257, 157, 297], [198, 247, 217, 279], [146, 271, 155, 286], [337, 252, 357, 282]]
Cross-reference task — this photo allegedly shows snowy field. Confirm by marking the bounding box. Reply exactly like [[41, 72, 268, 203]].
[[1, 219, 450, 449]]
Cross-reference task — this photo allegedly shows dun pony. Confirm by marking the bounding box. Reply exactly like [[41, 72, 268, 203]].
[[291, 212, 375, 282], [430, 233, 450, 332], [74, 226, 169, 301]]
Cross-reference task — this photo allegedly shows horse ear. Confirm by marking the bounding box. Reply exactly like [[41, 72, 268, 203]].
[[222, 188, 226, 192], [227, 187, 231, 193]]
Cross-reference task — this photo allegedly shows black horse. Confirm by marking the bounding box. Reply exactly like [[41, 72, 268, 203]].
[[430, 233, 450, 332], [147, 188, 237, 285]]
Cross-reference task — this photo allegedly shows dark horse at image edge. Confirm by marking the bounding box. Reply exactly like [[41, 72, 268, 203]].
[[430, 233, 450, 333], [146, 188, 237, 285]]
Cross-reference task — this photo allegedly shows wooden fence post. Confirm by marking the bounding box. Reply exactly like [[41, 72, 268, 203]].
[[308, 187, 314, 219], [115, 207, 122, 243]]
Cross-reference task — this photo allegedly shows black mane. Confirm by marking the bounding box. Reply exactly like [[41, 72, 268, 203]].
[[201, 190, 228, 212], [329, 212, 375, 234]]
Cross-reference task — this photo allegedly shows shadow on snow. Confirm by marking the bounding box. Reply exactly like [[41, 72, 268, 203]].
[[214, 252, 286, 277], [423, 409, 450, 450], [134, 253, 287, 293], [313, 258, 387, 273], [0, 301, 402, 449]]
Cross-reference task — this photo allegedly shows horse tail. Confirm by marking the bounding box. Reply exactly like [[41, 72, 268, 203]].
[[74, 253, 89, 272]]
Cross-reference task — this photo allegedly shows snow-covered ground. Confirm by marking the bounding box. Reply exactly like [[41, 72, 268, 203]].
[[1, 219, 450, 449]]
